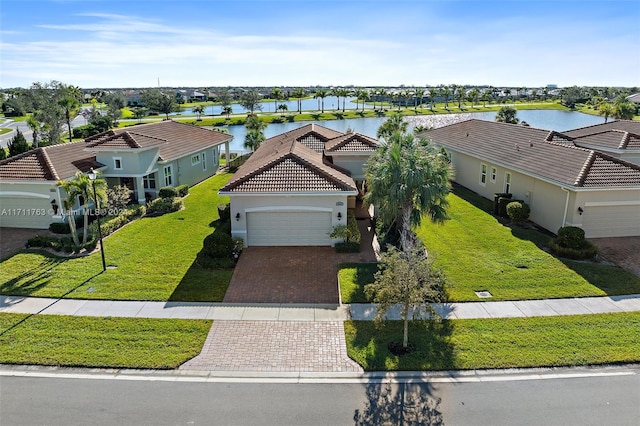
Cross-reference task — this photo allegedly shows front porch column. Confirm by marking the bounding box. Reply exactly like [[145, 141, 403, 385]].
[[135, 176, 146, 204], [225, 141, 230, 169]]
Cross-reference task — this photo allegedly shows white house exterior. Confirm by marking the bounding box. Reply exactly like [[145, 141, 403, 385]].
[[219, 124, 379, 247], [0, 120, 232, 229], [425, 119, 640, 238]]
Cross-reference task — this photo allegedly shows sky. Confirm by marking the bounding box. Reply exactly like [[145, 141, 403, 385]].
[[1, 0, 639, 89]]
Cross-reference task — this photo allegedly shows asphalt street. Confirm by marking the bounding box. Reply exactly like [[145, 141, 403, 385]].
[[0, 366, 638, 425], [0, 113, 86, 148]]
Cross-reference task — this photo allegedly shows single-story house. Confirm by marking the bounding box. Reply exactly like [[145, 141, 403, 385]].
[[424, 119, 640, 238], [219, 124, 380, 246], [0, 120, 232, 229]]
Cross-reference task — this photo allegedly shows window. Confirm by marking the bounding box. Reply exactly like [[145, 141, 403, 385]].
[[505, 172, 512, 193], [191, 154, 200, 166], [490, 167, 497, 183], [114, 157, 122, 170], [143, 174, 156, 189], [164, 166, 173, 186], [202, 151, 207, 171], [480, 164, 487, 185]]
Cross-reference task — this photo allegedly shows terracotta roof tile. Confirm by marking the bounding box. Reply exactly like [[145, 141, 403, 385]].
[[325, 133, 380, 152], [426, 119, 640, 188], [563, 120, 640, 138]]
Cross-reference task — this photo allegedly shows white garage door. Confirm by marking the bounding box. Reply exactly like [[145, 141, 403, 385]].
[[0, 197, 52, 229], [247, 211, 332, 246], [582, 205, 640, 238]]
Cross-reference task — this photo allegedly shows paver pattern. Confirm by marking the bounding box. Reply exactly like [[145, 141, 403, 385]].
[[180, 320, 363, 372], [224, 220, 377, 304], [590, 237, 640, 277]]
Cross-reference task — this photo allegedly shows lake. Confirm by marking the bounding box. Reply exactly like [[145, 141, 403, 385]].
[[218, 110, 606, 153]]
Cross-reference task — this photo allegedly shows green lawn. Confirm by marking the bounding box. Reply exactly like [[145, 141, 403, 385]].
[[0, 173, 234, 301], [0, 313, 210, 368], [415, 186, 640, 301], [345, 312, 640, 371], [0, 128, 12, 135], [340, 185, 640, 302]]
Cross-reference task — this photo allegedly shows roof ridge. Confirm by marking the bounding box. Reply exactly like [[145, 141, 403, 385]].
[[574, 151, 597, 186], [39, 148, 59, 181], [544, 138, 591, 153]]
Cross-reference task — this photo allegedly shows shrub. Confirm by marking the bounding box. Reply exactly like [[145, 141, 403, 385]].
[[49, 222, 71, 234], [176, 184, 189, 197], [335, 242, 361, 253], [147, 197, 182, 215], [27, 235, 61, 249], [201, 231, 234, 259], [106, 185, 133, 210], [158, 186, 179, 199], [506, 200, 530, 223], [270, 117, 284, 123], [217, 203, 231, 221], [94, 205, 146, 237], [330, 211, 361, 245], [548, 226, 598, 260], [497, 196, 513, 218]]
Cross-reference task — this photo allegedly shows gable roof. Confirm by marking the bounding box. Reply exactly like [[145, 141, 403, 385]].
[[86, 120, 232, 161], [263, 123, 344, 153], [425, 119, 640, 188], [560, 121, 640, 151], [325, 133, 380, 153], [220, 124, 360, 194], [0, 120, 232, 182], [0, 142, 104, 182]]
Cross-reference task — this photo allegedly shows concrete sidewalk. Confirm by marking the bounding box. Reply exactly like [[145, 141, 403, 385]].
[[1, 294, 639, 320]]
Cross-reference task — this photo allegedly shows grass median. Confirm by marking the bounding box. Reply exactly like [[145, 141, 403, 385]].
[[345, 312, 640, 371], [0, 313, 211, 369]]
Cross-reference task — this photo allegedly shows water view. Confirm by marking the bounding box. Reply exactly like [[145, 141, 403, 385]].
[[219, 110, 606, 152]]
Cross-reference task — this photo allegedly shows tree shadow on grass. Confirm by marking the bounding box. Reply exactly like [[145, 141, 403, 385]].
[[0, 251, 67, 296], [354, 382, 444, 425]]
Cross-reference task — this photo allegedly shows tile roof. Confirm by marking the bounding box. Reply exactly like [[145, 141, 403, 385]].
[[425, 119, 640, 188], [570, 130, 640, 150], [86, 120, 232, 161], [0, 120, 231, 181], [563, 120, 640, 139], [220, 124, 360, 194], [325, 133, 380, 152], [0, 142, 104, 181], [261, 123, 344, 153]]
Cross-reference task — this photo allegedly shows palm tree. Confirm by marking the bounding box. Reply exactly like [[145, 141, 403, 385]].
[[356, 89, 369, 112], [455, 87, 466, 109], [192, 105, 205, 120], [365, 131, 452, 252], [468, 88, 480, 107], [58, 95, 80, 143], [26, 115, 41, 148], [598, 102, 614, 123], [244, 115, 267, 151], [376, 113, 408, 141], [270, 87, 283, 113], [292, 88, 305, 114], [277, 103, 288, 117], [59, 171, 107, 245], [428, 88, 439, 110], [335, 88, 351, 112], [442, 86, 451, 109], [413, 88, 425, 112], [314, 89, 330, 113], [222, 105, 233, 119], [377, 88, 388, 110]]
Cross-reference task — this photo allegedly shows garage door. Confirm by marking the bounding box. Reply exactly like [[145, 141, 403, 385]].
[[247, 211, 332, 246], [582, 205, 640, 238], [0, 197, 52, 229]]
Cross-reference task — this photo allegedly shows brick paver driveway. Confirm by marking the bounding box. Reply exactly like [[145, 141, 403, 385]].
[[224, 220, 377, 304]]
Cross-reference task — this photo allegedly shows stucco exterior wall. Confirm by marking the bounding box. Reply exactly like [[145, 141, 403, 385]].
[[227, 193, 350, 245], [0, 181, 64, 228], [331, 155, 370, 180]]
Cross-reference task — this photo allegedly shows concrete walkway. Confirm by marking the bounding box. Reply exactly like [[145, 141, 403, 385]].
[[2, 294, 639, 320]]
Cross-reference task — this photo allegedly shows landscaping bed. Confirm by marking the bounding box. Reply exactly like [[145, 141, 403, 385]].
[[345, 312, 640, 371]]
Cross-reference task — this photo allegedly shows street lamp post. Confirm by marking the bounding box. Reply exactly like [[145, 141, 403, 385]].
[[88, 168, 106, 272]]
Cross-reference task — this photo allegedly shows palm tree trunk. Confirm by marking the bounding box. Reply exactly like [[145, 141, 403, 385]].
[[67, 208, 80, 246]]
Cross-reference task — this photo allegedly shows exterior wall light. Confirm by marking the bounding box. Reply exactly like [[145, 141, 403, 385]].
[[337, 212, 342, 221], [236, 212, 241, 221], [578, 207, 584, 215]]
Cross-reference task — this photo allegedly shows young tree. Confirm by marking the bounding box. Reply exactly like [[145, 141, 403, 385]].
[[142, 90, 178, 119], [356, 89, 369, 112], [270, 87, 283, 113], [216, 88, 233, 110], [26, 115, 42, 148], [314, 88, 330, 113], [104, 92, 126, 124], [495, 106, 519, 124], [365, 245, 447, 349], [239, 90, 263, 114], [365, 131, 452, 253], [7, 129, 30, 157], [28, 81, 67, 145]]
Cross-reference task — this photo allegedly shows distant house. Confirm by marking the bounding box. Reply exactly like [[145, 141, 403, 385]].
[[424, 119, 640, 238], [219, 124, 379, 246], [0, 120, 232, 229]]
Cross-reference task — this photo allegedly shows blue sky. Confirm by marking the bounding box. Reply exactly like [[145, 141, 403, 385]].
[[1, 0, 638, 88]]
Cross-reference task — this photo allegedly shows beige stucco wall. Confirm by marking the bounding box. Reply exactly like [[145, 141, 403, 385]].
[[331, 154, 371, 180], [0, 181, 64, 228], [227, 193, 351, 246]]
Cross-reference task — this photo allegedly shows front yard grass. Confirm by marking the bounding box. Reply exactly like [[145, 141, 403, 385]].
[[0, 173, 234, 301], [0, 313, 211, 369], [345, 312, 640, 371], [415, 186, 640, 301]]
